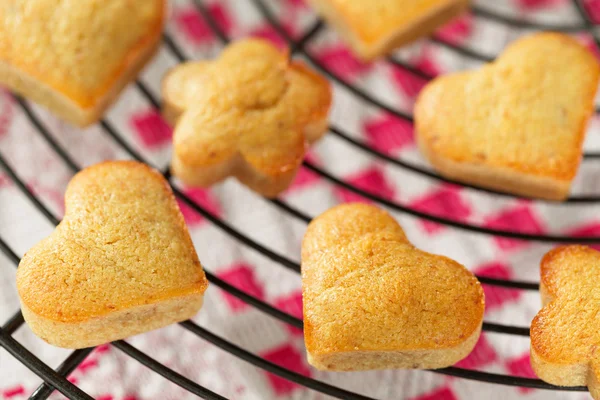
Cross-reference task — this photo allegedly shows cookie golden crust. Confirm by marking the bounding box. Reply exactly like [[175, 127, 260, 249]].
[[162, 38, 332, 198], [302, 203, 484, 371], [306, 0, 469, 60], [16, 161, 208, 349], [0, 0, 165, 127], [415, 32, 600, 200], [531, 245, 600, 398]]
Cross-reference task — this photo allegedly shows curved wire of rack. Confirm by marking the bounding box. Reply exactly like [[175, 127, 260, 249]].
[[0, 0, 599, 398]]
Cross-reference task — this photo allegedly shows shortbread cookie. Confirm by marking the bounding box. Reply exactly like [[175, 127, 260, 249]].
[[302, 203, 484, 371], [0, 0, 165, 127], [162, 38, 332, 198], [415, 32, 600, 200], [16, 161, 208, 349], [531, 245, 600, 398], [306, 0, 470, 60]]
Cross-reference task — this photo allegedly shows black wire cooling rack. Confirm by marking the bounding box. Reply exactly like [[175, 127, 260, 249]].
[[2, 0, 600, 398]]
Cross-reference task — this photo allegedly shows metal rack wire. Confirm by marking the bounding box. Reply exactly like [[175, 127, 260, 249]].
[[1, 0, 599, 398]]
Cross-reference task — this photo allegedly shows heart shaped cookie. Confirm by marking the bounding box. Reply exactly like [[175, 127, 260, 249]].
[[415, 32, 600, 200], [531, 245, 600, 398], [16, 161, 208, 349], [306, 0, 469, 60], [162, 38, 332, 198], [0, 0, 165, 127], [302, 203, 484, 371]]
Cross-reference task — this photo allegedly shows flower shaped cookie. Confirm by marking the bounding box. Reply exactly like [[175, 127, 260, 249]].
[[162, 39, 332, 197], [531, 245, 600, 398]]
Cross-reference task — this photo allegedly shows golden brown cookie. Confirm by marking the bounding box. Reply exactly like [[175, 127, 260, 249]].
[[302, 203, 484, 371], [162, 38, 332, 198], [16, 161, 208, 349], [415, 32, 600, 200], [531, 245, 600, 398], [0, 0, 165, 127], [306, 0, 470, 60]]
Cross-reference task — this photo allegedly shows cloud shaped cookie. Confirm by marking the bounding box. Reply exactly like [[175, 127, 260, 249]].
[[415, 32, 600, 200], [0, 0, 165, 126], [531, 245, 600, 398], [302, 203, 484, 371], [17, 161, 208, 349], [162, 38, 332, 198]]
